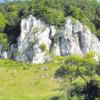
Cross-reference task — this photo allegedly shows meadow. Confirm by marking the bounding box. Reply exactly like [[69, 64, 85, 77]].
[[0, 58, 64, 100]]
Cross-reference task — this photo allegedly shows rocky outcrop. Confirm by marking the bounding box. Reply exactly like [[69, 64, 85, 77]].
[[0, 44, 8, 59], [1, 15, 100, 64], [14, 15, 100, 64]]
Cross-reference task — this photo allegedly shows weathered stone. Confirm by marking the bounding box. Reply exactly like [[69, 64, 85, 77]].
[[1, 51, 8, 59], [49, 26, 56, 39], [14, 15, 100, 64]]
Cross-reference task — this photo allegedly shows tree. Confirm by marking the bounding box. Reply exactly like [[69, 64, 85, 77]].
[[56, 52, 100, 99], [44, 8, 65, 26], [0, 12, 7, 32], [64, 0, 98, 20], [0, 32, 9, 50], [32, 0, 65, 26]]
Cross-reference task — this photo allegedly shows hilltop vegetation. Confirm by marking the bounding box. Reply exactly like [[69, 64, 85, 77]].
[[0, 0, 100, 45]]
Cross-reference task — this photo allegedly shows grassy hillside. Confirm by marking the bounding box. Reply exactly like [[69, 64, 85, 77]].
[[0, 58, 64, 100], [0, 54, 100, 100]]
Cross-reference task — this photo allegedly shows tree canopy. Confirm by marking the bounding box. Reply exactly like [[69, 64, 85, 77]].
[[0, 0, 100, 44], [55, 52, 100, 99]]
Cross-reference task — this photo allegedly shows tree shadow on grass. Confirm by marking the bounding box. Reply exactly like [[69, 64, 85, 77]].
[[50, 96, 59, 100], [54, 67, 68, 78]]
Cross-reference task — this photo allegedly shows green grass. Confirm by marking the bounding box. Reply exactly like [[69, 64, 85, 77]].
[[0, 58, 64, 100]]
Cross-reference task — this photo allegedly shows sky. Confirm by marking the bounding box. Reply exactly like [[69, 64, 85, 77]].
[[0, 0, 4, 3]]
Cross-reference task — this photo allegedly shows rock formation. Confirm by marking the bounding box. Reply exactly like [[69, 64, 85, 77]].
[[1, 15, 100, 63]]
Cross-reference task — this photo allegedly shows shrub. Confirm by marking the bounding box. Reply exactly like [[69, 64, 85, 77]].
[[65, 6, 81, 19], [44, 8, 65, 26], [0, 33, 9, 50], [0, 12, 7, 32], [40, 43, 47, 51], [32, 0, 65, 27], [85, 51, 96, 58], [83, 80, 100, 99], [96, 29, 100, 39], [55, 53, 100, 99]]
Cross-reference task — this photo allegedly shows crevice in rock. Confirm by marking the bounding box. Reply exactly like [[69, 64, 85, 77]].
[[59, 36, 62, 56], [49, 27, 52, 40], [49, 38, 54, 51], [78, 31, 83, 51], [4, 24, 21, 44]]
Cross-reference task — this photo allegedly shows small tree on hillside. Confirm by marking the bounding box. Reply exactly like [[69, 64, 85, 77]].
[[56, 52, 100, 99]]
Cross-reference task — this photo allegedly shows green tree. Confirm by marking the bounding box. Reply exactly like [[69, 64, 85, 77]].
[[44, 8, 65, 26], [32, 0, 65, 26], [0, 12, 7, 32], [0, 33, 9, 50], [64, 0, 98, 20], [56, 52, 100, 99]]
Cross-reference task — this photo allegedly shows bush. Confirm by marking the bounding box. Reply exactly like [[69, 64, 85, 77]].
[[33, 7, 65, 26], [44, 8, 65, 26], [96, 29, 100, 39], [65, 6, 82, 19], [0, 33, 9, 50], [32, 0, 65, 26], [0, 12, 7, 32], [40, 43, 47, 51], [83, 80, 100, 99], [55, 53, 100, 99]]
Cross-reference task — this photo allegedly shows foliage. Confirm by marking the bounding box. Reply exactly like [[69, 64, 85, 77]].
[[0, 12, 7, 32], [0, 1, 32, 43], [64, 0, 98, 20], [40, 43, 47, 52], [83, 80, 100, 99], [0, 12, 8, 50], [55, 53, 100, 99], [0, 33, 9, 50], [32, 0, 65, 26], [44, 8, 65, 26], [29, 0, 99, 33]]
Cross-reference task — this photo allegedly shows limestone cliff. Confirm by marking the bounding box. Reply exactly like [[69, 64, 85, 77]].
[[1, 15, 100, 64]]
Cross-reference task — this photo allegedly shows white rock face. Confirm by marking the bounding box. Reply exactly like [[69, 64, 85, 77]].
[[0, 44, 2, 54], [1, 51, 8, 59], [16, 15, 51, 63], [15, 15, 100, 64], [50, 26, 56, 39], [80, 27, 92, 53], [52, 40, 61, 56], [65, 19, 72, 36], [0, 44, 8, 59]]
